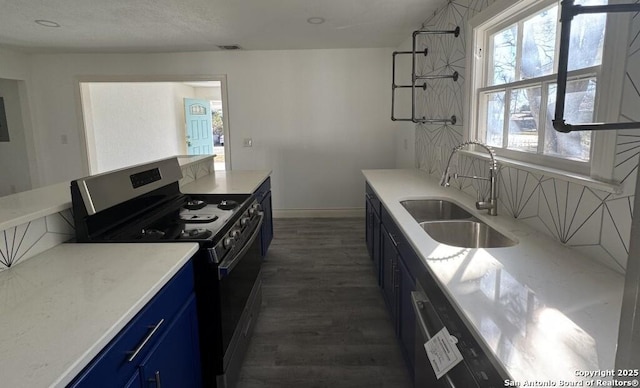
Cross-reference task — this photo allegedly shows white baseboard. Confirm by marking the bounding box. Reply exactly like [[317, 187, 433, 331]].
[[273, 208, 365, 218]]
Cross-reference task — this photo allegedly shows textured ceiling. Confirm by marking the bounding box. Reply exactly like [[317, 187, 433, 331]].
[[0, 0, 442, 53]]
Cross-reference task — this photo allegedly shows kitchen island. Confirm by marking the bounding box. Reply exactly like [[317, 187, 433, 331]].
[[0, 242, 198, 387], [364, 169, 624, 384]]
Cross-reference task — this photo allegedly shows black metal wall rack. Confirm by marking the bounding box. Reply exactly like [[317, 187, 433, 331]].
[[553, 0, 640, 132], [391, 26, 460, 124]]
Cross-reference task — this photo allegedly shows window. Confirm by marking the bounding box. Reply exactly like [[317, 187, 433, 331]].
[[467, 0, 626, 179]]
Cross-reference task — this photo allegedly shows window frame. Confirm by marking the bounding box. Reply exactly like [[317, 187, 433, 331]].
[[464, 0, 630, 183]]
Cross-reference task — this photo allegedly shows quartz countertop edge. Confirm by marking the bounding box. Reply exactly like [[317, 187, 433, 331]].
[[362, 169, 625, 383], [0, 242, 199, 388], [180, 170, 271, 194], [0, 182, 71, 231]]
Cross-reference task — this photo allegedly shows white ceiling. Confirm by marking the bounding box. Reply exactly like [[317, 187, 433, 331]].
[[0, 0, 443, 53]]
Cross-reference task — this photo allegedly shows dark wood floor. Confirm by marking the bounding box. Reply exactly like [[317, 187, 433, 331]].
[[236, 218, 412, 388]]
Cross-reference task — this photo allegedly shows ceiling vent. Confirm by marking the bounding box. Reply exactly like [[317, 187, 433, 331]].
[[217, 45, 243, 50]]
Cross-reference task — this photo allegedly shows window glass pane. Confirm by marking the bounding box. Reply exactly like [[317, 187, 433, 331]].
[[490, 25, 517, 85], [568, 0, 606, 71], [521, 6, 557, 79], [484, 92, 505, 147], [507, 87, 541, 153], [544, 80, 594, 161]]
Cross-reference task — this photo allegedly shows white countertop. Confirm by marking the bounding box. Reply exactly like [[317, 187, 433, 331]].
[[0, 242, 199, 388], [0, 165, 269, 233], [363, 169, 624, 384], [180, 170, 271, 194], [0, 182, 71, 231]]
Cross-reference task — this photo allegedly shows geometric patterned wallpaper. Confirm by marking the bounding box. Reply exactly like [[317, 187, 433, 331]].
[[0, 157, 216, 272], [0, 210, 75, 271], [179, 157, 215, 186], [415, 0, 640, 274]]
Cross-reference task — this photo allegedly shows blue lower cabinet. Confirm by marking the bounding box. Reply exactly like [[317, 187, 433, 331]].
[[69, 262, 201, 388], [398, 255, 416, 375], [123, 371, 141, 388], [381, 224, 399, 330], [367, 197, 425, 380], [139, 296, 202, 387], [365, 184, 382, 284]]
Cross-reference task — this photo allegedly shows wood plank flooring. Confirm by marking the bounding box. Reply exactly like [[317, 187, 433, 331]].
[[236, 218, 413, 388]]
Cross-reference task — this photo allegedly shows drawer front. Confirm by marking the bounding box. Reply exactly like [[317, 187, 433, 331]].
[[69, 261, 195, 388]]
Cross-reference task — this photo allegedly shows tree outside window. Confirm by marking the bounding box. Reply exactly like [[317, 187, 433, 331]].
[[481, 0, 606, 162]]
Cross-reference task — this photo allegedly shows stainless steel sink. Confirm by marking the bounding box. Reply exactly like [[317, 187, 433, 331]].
[[420, 220, 517, 248], [400, 199, 473, 222]]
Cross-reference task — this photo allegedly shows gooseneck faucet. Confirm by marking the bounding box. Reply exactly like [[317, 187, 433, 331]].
[[440, 140, 498, 216]]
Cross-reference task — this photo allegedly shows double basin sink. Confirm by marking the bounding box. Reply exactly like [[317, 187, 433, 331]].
[[400, 200, 517, 248]]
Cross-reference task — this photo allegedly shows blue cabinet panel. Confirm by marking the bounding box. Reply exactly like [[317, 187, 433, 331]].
[[381, 224, 399, 334], [69, 262, 199, 388], [365, 183, 382, 285], [367, 192, 426, 381], [398, 254, 416, 375], [139, 296, 202, 387]]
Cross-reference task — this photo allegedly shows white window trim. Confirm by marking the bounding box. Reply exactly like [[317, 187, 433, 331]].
[[464, 0, 631, 184]]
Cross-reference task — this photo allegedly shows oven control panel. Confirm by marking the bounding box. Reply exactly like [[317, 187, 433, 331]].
[[212, 201, 262, 263], [130, 168, 162, 188]]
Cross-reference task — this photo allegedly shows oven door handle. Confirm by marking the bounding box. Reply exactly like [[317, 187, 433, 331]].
[[218, 212, 264, 279]]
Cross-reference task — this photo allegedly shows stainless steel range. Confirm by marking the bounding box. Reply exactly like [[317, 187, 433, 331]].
[[70, 157, 263, 388]]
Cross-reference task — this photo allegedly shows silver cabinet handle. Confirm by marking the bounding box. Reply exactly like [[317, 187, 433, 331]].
[[389, 233, 399, 247], [127, 319, 164, 362], [148, 371, 162, 388]]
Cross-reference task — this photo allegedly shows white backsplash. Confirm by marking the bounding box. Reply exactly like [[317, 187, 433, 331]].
[[414, 0, 640, 274]]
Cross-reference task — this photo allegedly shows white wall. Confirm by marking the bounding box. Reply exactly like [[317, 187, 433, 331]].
[[0, 47, 30, 80], [86, 82, 191, 173], [393, 35, 419, 169], [0, 47, 40, 192], [0, 78, 31, 195], [26, 48, 396, 210]]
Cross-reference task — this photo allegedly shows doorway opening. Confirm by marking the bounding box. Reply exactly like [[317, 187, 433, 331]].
[[78, 77, 230, 174]]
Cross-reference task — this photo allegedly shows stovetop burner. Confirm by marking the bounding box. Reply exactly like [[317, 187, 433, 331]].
[[178, 213, 219, 223], [184, 199, 207, 210], [218, 200, 238, 210], [179, 228, 213, 239], [141, 228, 166, 239]]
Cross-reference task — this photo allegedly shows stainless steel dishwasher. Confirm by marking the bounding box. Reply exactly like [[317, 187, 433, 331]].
[[412, 276, 506, 387]]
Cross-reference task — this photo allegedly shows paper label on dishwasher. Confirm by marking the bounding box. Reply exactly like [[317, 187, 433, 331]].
[[424, 326, 464, 379]]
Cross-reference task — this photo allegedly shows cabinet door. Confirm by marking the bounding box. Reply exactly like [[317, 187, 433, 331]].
[[365, 197, 374, 259], [260, 190, 273, 257], [381, 225, 399, 332], [139, 296, 202, 388], [398, 256, 416, 376], [123, 371, 141, 388], [372, 210, 382, 286]]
